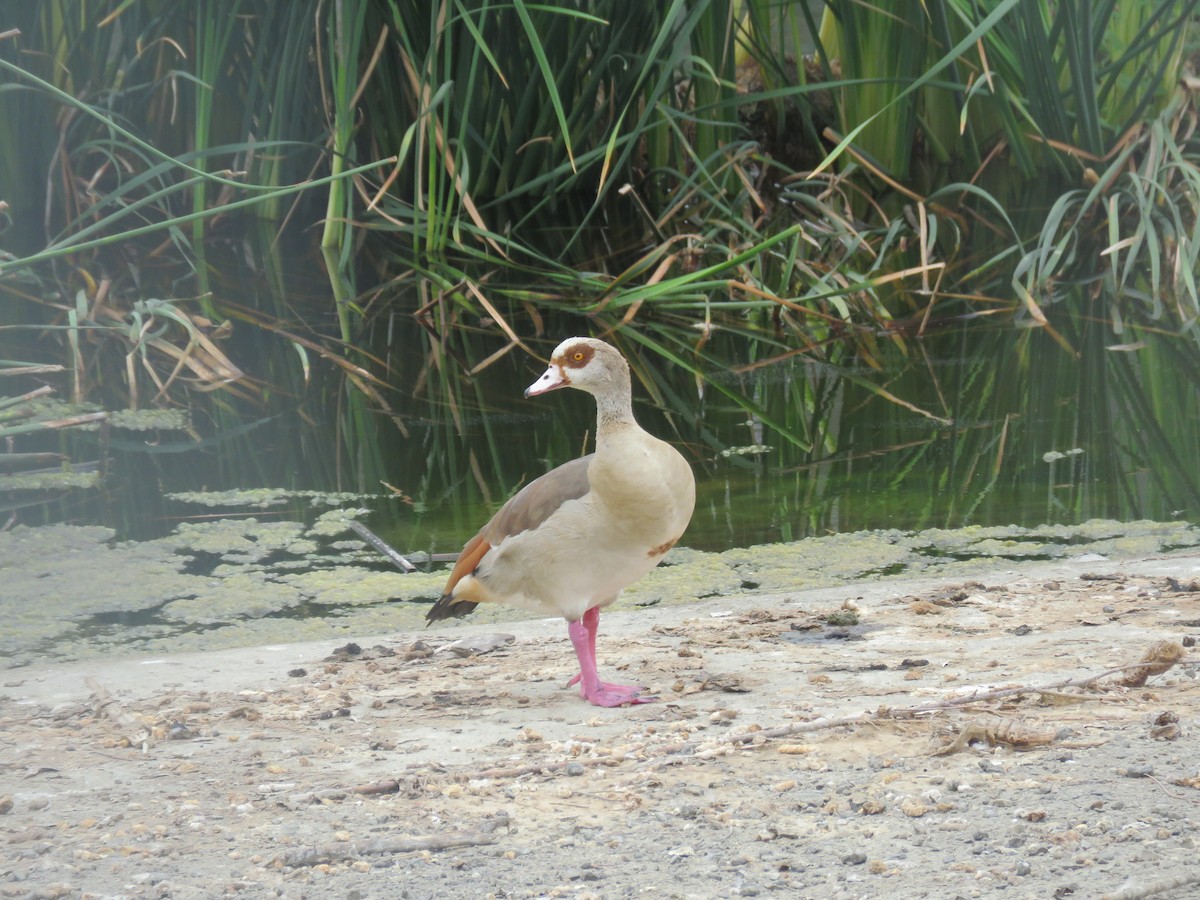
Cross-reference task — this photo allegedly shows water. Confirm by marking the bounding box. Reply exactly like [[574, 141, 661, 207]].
[[4, 251, 1200, 666], [10, 312, 1199, 554]]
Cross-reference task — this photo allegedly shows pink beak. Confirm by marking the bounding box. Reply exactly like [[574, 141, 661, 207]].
[[525, 364, 567, 398]]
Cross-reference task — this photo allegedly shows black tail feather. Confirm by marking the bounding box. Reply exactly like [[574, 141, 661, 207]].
[[425, 594, 479, 625]]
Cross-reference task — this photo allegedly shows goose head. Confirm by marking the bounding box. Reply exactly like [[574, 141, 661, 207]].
[[524, 337, 629, 399]]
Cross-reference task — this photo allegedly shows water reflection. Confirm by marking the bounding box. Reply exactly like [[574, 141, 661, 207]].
[[6, 319, 1197, 556]]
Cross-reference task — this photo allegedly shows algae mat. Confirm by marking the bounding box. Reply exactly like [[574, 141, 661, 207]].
[[2, 516, 1198, 668]]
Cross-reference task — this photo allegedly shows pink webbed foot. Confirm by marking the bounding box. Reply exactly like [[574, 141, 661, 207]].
[[566, 608, 656, 707], [567, 673, 655, 707]]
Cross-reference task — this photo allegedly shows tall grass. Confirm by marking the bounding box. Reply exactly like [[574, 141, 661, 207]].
[[2, 0, 1199, 527]]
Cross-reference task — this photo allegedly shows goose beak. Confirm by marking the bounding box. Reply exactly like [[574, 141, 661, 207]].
[[525, 364, 567, 398]]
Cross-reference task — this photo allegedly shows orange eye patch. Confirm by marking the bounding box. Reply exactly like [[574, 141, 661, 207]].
[[560, 344, 595, 369]]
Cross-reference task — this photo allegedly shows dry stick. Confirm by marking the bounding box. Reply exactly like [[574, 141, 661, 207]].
[[0, 411, 107, 438], [345, 655, 1193, 792], [282, 832, 497, 868], [0, 384, 54, 413], [1099, 871, 1200, 900], [353, 779, 401, 796], [85, 676, 153, 752], [474, 753, 625, 780], [1145, 774, 1200, 805], [595, 658, 1193, 777], [721, 659, 1175, 747], [0, 364, 65, 377], [347, 519, 417, 572], [85, 677, 140, 731]]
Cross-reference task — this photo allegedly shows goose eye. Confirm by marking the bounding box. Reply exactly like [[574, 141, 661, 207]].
[[572, 351, 585, 361]]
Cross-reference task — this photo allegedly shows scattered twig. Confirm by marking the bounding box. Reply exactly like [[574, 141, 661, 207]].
[[0, 384, 55, 412], [0, 411, 107, 439], [722, 660, 1164, 747], [931, 716, 1058, 756], [0, 364, 62, 376], [471, 753, 624, 780], [1117, 640, 1186, 687], [281, 831, 497, 868], [86, 676, 154, 752], [1145, 774, 1200, 805], [353, 779, 401, 796], [329, 645, 1193, 793], [1099, 871, 1200, 900]]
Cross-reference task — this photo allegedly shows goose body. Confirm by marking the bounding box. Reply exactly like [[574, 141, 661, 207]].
[[427, 337, 695, 706]]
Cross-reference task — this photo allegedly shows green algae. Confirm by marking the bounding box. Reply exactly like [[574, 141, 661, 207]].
[[308, 508, 374, 536], [1, 397, 189, 432], [167, 519, 310, 558], [2, 517, 1198, 669], [0, 396, 190, 511], [166, 489, 380, 509], [160, 574, 306, 624], [719, 530, 917, 592], [277, 566, 436, 606], [0, 524, 211, 659], [616, 554, 745, 610], [0, 469, 100, 491], [103, 408, 191, 431]]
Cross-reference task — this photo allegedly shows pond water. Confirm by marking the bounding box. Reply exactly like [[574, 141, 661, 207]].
[[3, 249, 1200, 666], [30, 328, 1194, 560]]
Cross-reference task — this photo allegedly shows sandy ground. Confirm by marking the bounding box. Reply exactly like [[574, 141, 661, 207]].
[[2, 552, 1200, 900]]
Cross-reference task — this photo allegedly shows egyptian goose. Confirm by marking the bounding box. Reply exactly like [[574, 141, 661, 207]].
[[427, 337, 695, 706]]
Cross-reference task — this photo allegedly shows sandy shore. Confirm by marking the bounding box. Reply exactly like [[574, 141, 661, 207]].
[[2, 551, 1199, 899]]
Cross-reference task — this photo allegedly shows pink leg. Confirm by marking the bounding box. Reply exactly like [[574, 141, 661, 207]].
[[566, 607, 654, 707]]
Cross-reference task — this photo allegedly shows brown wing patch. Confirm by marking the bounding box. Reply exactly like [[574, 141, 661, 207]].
[[426, 455, 594, 624], [556, 342, 595, 370], [647, 536, 679, 558], [484, 454, 592, 541]]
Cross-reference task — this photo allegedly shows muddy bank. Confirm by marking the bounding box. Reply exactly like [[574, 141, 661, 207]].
[[2, 551, 1199, 899]]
